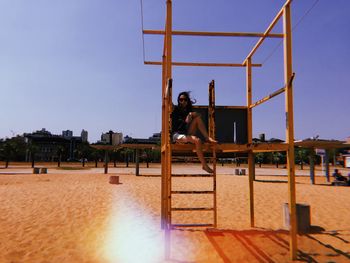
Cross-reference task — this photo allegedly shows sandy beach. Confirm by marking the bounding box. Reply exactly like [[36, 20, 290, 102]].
[[0, 163, 349, 262]]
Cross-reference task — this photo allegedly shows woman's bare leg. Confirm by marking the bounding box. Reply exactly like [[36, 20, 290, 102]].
[[187, 113, 217, 143], [176, 135, 213, 173]]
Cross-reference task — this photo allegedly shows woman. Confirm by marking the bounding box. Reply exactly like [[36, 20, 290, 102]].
[[172, 91, 217, 173]]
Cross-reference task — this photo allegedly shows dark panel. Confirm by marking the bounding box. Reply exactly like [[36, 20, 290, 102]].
[[215, 108, 248, 144], [192, 106, 248, 144]]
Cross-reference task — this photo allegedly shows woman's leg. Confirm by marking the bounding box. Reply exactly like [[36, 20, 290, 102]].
[[176, 134, 213, 173], [187, 113, 217, 143]]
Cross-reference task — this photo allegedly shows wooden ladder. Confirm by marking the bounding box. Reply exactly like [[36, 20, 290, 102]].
[[170, 146, 217, 229]]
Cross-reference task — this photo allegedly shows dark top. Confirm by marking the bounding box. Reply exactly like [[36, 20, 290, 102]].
[[171, 105, 190, 135], [333, 172, 346, 181]]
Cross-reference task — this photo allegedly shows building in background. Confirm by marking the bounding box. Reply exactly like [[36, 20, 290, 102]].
[[81, 129, 88, 142], [123, 132, 161, 145], [24, 128, 87, 161], [100, 130, 123, 146], [62, 130, 73, 138]]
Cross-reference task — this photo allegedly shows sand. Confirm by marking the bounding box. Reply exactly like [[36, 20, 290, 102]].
[[0, 163, 349, 262]]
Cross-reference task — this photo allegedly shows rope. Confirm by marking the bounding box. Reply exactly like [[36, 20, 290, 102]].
[[140, 0, 146, 62], [261, 0, 320, 65]]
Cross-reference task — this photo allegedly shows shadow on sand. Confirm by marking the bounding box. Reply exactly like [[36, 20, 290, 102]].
[[202, 228, 350, 263]]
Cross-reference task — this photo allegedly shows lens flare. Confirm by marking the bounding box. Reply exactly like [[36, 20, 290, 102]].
[[104, 195, 163, 263]]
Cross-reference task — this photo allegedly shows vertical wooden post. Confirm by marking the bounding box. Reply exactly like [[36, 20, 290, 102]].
[[283, 2, 297, 260], [325, 150, 330, 182], [309, 150, 315, 184], [246, 57, 254, 227], [208, 80, 215, 140], [208, 80, 217, 227], [161, 54, 166, 230], [164, 0, 172, 260], [104, 150, 108, 174], [213, 145, 217, 228], [135, 148, 140, 176]]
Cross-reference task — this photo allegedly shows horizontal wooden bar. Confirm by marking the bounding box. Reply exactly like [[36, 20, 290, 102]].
[[171, 191, 214, 194], [171, 223, 214, 228], [172, 143, 214, 152], [193, 105, 247, 109], [143, 29, 284, 38], [251, 143, 289, 152], [243, 0, 292, 64], [171, 207, 214, 211], [145, 61, 262, 67], [171, 174, 213, 177]]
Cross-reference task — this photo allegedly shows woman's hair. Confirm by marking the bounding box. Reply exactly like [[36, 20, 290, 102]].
[[177, 91, 196, 111]]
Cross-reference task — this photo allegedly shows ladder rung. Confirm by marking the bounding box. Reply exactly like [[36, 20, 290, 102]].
[[171, 207, 214, 211], [171, 190, 214, 194], [171, 174, 213, 177], [171, 223, 214, 228]]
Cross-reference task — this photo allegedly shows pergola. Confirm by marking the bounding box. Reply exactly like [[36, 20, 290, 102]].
[[92, 143, 158, 175], [295, 139, 349, 184], [143, 0, 298, 260]]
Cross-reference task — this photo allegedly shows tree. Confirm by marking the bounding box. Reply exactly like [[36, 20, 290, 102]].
[[255, 153, 264, 168], [110, 150, 121, 167], [272, 152, 283, 168], [0, 136, 27, 168], [90, 149, 104, 168], [27, 143, 40, 168], [121, 148, 134, 167], [75, 142, 93, 167], [295, 148, 308, 170], [0, 140, 13, 168], [56, 146, 65, 167]]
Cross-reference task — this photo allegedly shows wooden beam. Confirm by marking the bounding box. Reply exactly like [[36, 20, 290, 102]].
[[283, 2, 297, 260], [246, 57, 255, 227], [143, 29, 284, 38], [161, 54, 166, 230], [164, 0, 172, 260], [250, 87, 285, 108], [194, 105, 248, 110], [246, 58, 253, 143], [208, 80, 215, 140], [249, 73, 294, 108], [251, 143, 289, 152], [243, 0, 293, 64], [145, 61, 262, 67]]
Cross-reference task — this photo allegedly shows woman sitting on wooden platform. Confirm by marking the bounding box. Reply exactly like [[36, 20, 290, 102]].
[[172, 91, 217, 173]]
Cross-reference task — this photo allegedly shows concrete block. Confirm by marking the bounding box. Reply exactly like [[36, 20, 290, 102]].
[[283, 203, 310, 234], [109, 176, 120, 184]]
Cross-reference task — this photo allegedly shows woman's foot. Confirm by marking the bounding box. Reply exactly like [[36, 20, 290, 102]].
[[206, 137, 217, 144], [202, 165, 213, 174]]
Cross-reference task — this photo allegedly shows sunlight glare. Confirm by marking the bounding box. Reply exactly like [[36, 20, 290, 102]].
[[104, 196, 163, 263]]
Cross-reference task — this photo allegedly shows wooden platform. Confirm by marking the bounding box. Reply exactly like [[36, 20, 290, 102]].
[[171, 142, 289, 153]]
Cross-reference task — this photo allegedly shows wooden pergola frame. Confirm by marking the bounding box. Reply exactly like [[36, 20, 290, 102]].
[[143, 0, 297, 260]]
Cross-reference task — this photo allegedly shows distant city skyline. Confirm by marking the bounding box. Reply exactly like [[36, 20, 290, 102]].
[[0, 1, 349, 143], [2, 127, 348, 145]]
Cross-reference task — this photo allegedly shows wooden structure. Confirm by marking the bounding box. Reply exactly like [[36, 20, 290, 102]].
[[295, 139, 348, 184], [143, 0, 298, 260]]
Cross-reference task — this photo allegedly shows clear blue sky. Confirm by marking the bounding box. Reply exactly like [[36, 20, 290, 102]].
[[0, 0, 349, 143]]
